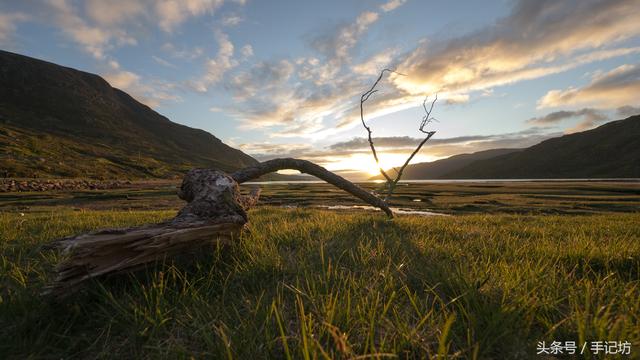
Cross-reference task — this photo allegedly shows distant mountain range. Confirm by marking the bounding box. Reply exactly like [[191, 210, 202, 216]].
[[0, 50, 257, 179], [374, 148, 522, 180], [374, 115, 640, 179]]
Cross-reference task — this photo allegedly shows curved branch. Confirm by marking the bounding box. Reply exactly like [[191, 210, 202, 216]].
[[231, 158, 394, 218]]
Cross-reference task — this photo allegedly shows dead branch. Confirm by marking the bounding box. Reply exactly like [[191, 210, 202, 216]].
[[44, 159, 393, 296], [360, 70, 438, 199], [360, 68, 401, 183], [43, 169, 253, 297], [231, 158, 393, 217]]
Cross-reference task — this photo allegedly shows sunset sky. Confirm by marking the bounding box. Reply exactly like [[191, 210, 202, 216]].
[[1, 0, 639, 179]]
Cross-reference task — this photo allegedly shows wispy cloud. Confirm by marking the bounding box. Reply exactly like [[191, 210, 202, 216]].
[[393, 0, 640, 96], [222, 14, 244, 26], [329, 128, 553, 152], [240, 44, 254, 60], [527, 108, 606, 126], [191, 29, 238, 92], [380, 0, 407, 12], [0, 12, 29, 44], [526, 108, 608, 133], [47, 0, 136, 60], [162, 43, 205, 60], [311, 10, 379, 64], [155, 0, 225, 32], [84, 0, 144, 27], [538, 63, 640, 109], [351, 49, 396, 75], [104, 61, 181, 107], [223, 0, 640, 139], [239, 128, 557, 176], [152, 55, 177, 68], [41, 0, 238, 61], [616, 105, 640, 118]]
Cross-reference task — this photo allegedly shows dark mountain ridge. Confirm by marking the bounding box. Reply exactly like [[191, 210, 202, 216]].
[[0, 50, 257, 178], [372, 148, 521, 180], [447, 115, 640, 179], [374, 115, 640, 180]]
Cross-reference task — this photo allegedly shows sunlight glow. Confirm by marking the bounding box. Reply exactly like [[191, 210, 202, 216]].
[[322, 152, 437, 179]]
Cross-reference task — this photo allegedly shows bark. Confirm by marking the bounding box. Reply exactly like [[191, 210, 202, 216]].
[[231, 158, 393, 217], [43, 169, 255, 297], [44, 159, 392, 296]]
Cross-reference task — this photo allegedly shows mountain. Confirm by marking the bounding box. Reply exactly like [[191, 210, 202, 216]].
[[372, 148, 521, 180], [0, 50, 258, 179], [446, 115, 640, 179]]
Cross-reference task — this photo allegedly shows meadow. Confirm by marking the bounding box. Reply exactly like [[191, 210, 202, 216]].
[[1, 181, 639, 358]]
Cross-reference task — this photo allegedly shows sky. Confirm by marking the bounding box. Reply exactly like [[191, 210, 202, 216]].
[[1, 0, 639, 179]]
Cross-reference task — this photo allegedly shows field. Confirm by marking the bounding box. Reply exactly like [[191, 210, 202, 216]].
[[1, 181, 639, 358]]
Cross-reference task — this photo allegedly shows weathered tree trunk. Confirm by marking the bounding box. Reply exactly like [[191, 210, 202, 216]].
[[44, 159, 392, 296]]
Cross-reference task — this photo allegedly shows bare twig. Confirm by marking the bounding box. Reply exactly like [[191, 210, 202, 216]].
[[360, 70, 439, 200], [360, 68, 405, 183]]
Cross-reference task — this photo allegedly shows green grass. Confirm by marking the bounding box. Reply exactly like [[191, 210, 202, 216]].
[[1, 208, 639, 358]]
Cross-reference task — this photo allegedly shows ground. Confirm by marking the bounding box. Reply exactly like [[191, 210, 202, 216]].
[[0, 182, 639, 358]]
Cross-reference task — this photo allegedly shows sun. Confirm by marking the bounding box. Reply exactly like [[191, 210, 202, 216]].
[[323, 153, 436, 180], [367, 165, 382, 176]]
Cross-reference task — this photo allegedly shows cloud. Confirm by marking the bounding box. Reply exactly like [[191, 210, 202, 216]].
[[47, 0, 116, 59], [85, 0, 144, 26], [152, 55, 177, 68], [393, 0, 640, 96], [351, 49, 396, 75], [162, 43, 205, 60], [0, 12, 29, 44], [227, 59, 295, 101], [380, 0, 407, 12], [216, 5, 402, 137], [237, 128, 558, 178], [222, 14, 243, 26], [329, 129, 554, 153], [237, 142, 314, 161], [444, 93, 469, 105], [46, 0, 138, 59], [311, 10, 380, 64], [538, 63, 640, 109], [331, 136, 426, 151], [155, 0, 225, 32], [44, 0, 232, 60], [527, 108, 606, 125], [241, 0, 640, 139], [104, 61, 181, 108], [191, 29, 238, 92], [616, 105, 640, 118], [240, 44, 254, 59], [527, 108, 609, 133]]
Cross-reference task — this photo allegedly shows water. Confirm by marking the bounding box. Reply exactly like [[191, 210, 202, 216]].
[[310, 205, 448, 216], [246, 178, 640, 185]]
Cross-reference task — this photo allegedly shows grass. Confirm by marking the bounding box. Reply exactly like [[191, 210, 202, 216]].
[[1, 207, 639, 358], [2, 180, 639, 214]]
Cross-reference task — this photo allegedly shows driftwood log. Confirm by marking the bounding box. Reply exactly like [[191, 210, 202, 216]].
[[44, 158, 393, 296]]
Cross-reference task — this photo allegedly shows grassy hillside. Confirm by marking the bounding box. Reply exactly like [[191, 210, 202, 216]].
[[446, 115, 640, 179], [0, 50, 257, 179], [1, 208, 638, 358]]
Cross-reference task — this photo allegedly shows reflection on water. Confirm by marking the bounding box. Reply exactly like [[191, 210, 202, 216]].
[[310, 205, 449, 216]]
